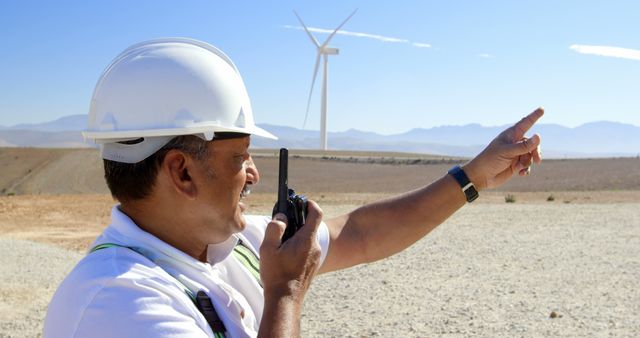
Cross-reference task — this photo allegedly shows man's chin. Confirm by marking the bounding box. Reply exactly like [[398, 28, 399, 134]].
[[234, 213, 247, 232]]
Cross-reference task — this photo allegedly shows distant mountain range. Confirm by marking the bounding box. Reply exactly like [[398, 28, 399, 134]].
[[1, 114, 639, 158]]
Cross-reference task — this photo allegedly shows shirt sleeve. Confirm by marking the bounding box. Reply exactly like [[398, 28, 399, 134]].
[[72, 280, 211, 338], [242, 215, 331, 265], [44, 248, 213, 338]]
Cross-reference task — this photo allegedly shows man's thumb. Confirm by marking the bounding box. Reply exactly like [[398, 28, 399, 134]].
[[263, 214, 287, 246], [508, 134, 540, 156]]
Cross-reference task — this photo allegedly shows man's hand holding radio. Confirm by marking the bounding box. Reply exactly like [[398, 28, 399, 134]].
[[259, 201, 324, 337]]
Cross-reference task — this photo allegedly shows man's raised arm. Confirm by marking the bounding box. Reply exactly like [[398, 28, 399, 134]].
[[319, 108, 544, 274]]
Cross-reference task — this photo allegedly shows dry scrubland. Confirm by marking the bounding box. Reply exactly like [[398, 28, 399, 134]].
[[1, 147, 639, 337]]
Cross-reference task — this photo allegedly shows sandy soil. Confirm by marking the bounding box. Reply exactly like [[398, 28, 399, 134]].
[[1, 192, 639, 337]]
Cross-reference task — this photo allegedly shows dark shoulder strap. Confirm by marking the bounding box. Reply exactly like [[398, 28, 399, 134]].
[[195, 291, 227, 335]]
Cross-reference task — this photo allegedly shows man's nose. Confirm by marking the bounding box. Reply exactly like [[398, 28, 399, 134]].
[[245, 158, 259, 185]]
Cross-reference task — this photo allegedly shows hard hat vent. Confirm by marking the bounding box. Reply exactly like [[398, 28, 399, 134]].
[[235, 108, 247, 128], [174, 109, 196, 128], [100, 112, 117, 131]]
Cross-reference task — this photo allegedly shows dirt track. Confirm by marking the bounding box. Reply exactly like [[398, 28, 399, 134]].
[[2, 147, 640, 196]]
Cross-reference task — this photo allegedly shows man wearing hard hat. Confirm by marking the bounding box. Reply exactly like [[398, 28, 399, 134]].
[[43, 38, 543, 337]]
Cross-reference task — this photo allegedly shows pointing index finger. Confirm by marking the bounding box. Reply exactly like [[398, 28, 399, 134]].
[[513, 107, 545, 138]]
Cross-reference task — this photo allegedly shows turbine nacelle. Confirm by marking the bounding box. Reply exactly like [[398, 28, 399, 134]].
[[320, 47, 339, 55]]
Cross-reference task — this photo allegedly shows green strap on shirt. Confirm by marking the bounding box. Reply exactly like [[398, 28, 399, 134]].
[[90, 243, 199, 299], [90, 241, 263, 287], [233, 240, 262, 287], [90, 241, 264, 336]]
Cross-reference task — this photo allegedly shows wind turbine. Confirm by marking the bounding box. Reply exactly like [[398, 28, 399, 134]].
[[295, 9, 357, 150]]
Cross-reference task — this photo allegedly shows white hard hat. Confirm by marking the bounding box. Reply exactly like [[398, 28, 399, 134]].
[[83, 37, 277, 163]]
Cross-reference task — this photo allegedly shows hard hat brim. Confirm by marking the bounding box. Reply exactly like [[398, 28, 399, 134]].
[[83, 124, 277, 143], [93, 124, 277, 163]]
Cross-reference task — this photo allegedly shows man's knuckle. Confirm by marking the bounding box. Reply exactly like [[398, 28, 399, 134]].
[[308, 247, 321, 262]]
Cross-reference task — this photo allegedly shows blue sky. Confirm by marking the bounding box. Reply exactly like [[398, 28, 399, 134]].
[[1, 1, 639, 134]]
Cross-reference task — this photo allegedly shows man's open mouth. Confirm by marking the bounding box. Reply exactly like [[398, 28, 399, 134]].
[[240, 185, 251, 200]]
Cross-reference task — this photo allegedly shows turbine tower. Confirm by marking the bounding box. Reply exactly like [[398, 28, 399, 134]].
[[295, 9, 357, 150]]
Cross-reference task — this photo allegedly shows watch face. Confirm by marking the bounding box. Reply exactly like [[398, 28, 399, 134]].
[[464, 186, 479, 202]]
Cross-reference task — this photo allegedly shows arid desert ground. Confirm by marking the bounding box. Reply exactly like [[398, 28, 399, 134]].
[[1, 148, 639, 337]]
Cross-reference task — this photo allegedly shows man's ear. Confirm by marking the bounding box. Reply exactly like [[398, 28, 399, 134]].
[[161, 150, 197, 199]]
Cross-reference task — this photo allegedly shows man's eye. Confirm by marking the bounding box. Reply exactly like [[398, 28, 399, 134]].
[[234, 154, 247, 164]]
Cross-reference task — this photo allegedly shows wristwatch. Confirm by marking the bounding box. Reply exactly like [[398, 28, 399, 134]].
[[448, 165, 479, 203]]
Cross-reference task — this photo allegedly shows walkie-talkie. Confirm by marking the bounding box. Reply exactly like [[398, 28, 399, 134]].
[[272, 148, 308, 242]]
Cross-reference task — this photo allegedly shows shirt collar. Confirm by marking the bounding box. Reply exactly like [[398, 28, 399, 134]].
[[106, 205, 238, 266], [206, 235, 239, 265]]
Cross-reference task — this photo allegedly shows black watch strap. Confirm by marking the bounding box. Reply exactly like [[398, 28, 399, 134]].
[[448, 165, 479, 203]]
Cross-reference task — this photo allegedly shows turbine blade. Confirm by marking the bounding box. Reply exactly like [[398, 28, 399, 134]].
[[303, 53, 322, 129], [293, 10, 320, 47], [320, 9, 358, 49]]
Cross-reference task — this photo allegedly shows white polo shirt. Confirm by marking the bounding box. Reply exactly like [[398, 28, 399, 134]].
[[43, 206, 330, 338]]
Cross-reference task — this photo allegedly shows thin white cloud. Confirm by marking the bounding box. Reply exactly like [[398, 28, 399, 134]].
[[570, 44, 640, 61], [412, 42, 432, 48], [284, 25, 429, 48], [478, 53, 494, 58]]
